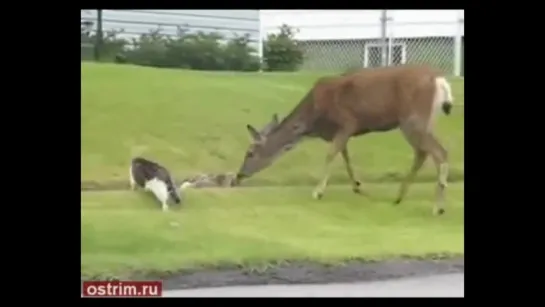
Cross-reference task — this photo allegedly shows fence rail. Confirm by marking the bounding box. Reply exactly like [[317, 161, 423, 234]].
[[81, 10, 464, 76]]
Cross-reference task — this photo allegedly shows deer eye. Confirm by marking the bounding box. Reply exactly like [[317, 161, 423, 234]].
[[246, 151, 254, 158], [292, 124, 302, 131]]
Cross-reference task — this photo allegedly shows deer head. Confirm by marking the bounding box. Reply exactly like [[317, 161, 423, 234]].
[[237, 114, 305, 182]]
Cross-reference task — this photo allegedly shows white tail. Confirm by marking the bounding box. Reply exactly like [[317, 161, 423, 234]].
[[428, 77, 454, 132], [435, 77, 454, 112]]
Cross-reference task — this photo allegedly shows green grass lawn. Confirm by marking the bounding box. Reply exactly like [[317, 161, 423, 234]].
[[81, 63, 464, 186], [81, 183, 464, 278], [81, 63, 464, 277]]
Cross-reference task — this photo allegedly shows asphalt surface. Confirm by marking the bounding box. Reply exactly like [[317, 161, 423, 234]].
[[163, 273, 464, 297]]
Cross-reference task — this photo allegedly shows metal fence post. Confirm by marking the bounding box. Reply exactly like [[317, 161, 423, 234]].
[[380, 10, 388, 67], [258, 13, 264, 72], [387, 15, 394, 66], [453, 10, 463, 77], [94, 9, 103, 61]]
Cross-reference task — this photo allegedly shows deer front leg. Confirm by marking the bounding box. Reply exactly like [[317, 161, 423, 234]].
[[341, 147, 363, 194], [312, 134, 350, 200]]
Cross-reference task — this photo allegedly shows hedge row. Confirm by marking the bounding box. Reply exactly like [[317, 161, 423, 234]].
[[81, 23, 303, 72]]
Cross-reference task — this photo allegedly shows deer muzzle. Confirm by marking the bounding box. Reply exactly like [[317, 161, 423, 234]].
[[235, 173, 247, 183]]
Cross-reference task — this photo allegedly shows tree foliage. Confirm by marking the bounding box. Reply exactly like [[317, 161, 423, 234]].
[[263, 24, 304, 72], [81, 23, 304, 72]]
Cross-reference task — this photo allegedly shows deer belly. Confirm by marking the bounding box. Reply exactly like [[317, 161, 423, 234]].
[[353, 122, 399, 136], [374, 122, 399, 132], [309, 129, 337, 141]]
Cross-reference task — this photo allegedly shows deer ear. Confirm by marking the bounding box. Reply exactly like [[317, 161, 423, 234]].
[[272, 113, 279, 125], [246, 124, 261, 141]]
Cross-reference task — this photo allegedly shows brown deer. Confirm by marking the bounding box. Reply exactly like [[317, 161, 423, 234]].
[[236, 65, 454, 216]]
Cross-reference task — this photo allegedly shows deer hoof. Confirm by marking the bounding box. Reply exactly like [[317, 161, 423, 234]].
[[393, 198, 402, 205], [433, 208, 445, 216], [352, 181, 366, 195], [312, 191, 323, 200]]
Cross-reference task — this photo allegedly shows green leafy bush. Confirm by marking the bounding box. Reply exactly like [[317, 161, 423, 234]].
[[83, 23, 305, 72], [263, 24, 303, 72], [80, 20, 127, 62], [123, 28, 171, 68], [117, 27, 260, 72]]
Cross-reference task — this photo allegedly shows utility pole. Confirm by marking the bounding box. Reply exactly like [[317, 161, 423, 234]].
[[94, 9, 103, 61], [380, 10, 388, 67]]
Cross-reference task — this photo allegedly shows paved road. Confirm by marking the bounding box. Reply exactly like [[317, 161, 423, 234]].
[[163, 273, 464, 297]]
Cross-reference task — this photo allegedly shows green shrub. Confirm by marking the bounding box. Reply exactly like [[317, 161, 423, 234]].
[[84, 23, 307, 72], [80, 20, 127, 62], [119, 27, 260, 72], [124, 28, 171, 68], [263, 24, 304, 72], [222, 34, 261, 72]]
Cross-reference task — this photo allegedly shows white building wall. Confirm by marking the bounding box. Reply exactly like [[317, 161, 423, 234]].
[[260, 10, 464, 41], [81, 10, 260, 47]]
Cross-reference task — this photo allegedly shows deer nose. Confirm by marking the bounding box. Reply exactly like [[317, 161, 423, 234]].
[[236, 173, 247, 181]]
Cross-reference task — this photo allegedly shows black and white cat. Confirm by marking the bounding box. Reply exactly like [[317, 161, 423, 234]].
[[130, 157, 181, 211]]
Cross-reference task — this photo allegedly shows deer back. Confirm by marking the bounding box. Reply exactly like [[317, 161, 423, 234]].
[[310, 65, 441, 135]]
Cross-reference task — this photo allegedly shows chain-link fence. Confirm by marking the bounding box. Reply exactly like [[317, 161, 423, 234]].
[[262, 10, 464, 76], [298, 35, 464, 75]]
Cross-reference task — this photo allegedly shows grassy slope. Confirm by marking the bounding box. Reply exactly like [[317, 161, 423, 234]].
[[81, 183, 464, 278], [81, 63, 464, 186], [81, 63, 464, 277]]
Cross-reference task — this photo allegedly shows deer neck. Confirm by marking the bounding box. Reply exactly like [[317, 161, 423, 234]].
[[267, 90, 315, 152], [268, 119, 306, 153]]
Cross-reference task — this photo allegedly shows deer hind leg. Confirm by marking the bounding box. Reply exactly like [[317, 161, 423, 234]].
[[394, 149, 428, 205], [312, 133, 350, 200], [400, 126, 448, 215], [341, 147, 363, 194], [426, 134, 449, 215]]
